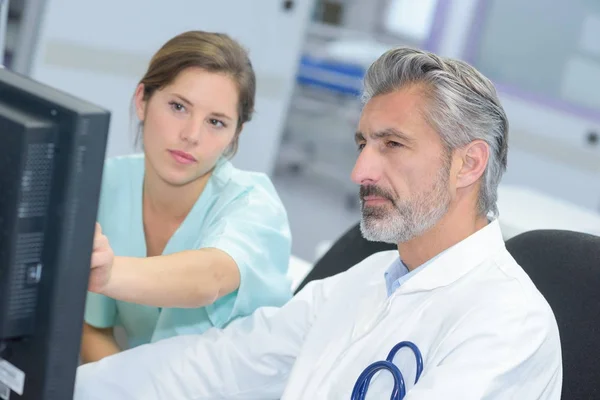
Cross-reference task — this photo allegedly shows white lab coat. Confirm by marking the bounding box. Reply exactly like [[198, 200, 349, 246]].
[[74, 220, 562, 399]]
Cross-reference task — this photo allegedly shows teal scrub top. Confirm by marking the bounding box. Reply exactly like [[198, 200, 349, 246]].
[[84, 154, 292, 349]]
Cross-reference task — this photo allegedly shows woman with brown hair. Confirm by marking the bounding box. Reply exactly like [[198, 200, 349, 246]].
[[80, 31, 292, 363]]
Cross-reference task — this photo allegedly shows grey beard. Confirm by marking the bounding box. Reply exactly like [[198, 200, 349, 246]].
[[359, 194, 450, 244], [359, 165, 452, 244]]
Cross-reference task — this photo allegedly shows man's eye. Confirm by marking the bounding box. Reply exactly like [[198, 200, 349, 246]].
[[387, 141, 402, 148], [357, 143, 366, 151]]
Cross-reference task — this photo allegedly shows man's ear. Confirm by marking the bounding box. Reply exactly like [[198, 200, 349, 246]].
[[133, 83, 147, 122], [456, 140, 489, 189]]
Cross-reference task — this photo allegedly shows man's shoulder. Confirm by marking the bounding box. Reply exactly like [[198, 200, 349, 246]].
[[425, 250, 560, 375], [487, 250, 552, 310], [457, 249, 559, 333]]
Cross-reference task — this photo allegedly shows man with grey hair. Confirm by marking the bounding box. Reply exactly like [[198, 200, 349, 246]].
[[75, 48, 562, 400]]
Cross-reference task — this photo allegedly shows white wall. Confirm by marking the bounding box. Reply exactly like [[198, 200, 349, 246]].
[[342, 0, 386, 33], [29, 0, 316, 175]]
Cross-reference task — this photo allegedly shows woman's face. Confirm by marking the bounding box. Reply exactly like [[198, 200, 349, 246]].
[[135, 67, 240, 187]]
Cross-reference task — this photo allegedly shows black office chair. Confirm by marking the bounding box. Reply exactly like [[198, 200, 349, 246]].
[[505, 229, 600, 399], [294, 223, 395, 293]]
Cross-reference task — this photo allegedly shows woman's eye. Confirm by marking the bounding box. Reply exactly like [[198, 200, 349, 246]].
[[169, 101, 186, 112], [209, 119, 225, 128]]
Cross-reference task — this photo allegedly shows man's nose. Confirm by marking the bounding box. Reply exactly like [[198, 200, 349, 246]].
[[351, 146, 382, 185]]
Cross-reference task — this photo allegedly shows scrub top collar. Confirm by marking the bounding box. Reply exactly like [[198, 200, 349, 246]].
[[130, 156, 233, 259]]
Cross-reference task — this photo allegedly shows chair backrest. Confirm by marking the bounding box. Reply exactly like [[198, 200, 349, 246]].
[[505, 229, 600, 399], [294, 222, 395, 294]]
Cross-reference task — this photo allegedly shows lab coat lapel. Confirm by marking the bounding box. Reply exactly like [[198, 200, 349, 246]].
[[395, 220, 505, 294]]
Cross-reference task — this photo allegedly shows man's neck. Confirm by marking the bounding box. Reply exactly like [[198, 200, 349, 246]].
[[398, 207, 489, 271], [143, 164, 211, 222]]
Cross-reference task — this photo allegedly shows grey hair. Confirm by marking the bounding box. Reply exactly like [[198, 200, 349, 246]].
[[362, 47, 509, 217]]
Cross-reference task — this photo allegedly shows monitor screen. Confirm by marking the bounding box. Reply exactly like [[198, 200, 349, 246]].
[[0, 68, 110, 400]]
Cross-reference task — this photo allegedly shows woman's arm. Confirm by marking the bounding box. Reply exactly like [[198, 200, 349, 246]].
[[89, 172, 291, 312], [80, 323, 121, 364], [99, 249, 241, 308], [75, 274, 342, 400]]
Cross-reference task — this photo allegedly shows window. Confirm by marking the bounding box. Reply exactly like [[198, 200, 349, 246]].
[[467, 0, 600, 114]]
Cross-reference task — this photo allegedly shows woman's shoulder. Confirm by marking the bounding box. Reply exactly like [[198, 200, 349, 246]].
[[211, 159, 282, 205]]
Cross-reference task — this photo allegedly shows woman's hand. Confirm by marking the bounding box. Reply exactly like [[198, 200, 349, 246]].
[[89, 222, 114, 294]]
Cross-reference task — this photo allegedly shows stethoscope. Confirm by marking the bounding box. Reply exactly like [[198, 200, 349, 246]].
[[350, 341, 423, 400]]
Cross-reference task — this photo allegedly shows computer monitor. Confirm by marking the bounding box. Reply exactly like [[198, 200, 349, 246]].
[[0, 67, 110, 399]]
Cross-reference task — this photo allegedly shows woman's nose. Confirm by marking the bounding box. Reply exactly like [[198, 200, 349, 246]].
[[179, 118, 204, 144]]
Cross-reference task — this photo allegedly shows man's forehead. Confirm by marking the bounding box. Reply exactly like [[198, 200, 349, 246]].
[[357, 107, 413, 140], [357, 88, 431, 139]]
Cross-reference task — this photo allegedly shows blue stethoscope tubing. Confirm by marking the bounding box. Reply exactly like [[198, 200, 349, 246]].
[[350, 341, 423, 400]]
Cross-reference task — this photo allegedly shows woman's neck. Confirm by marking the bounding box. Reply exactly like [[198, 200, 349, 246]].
[[143, 166, 211, 222]]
